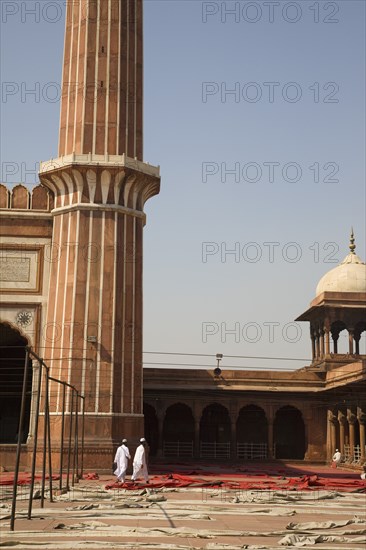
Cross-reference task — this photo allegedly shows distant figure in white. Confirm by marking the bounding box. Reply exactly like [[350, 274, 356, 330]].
[[114, 439, 131, 483], [131, 438, 149, 483], [332, 449, 342, 468]]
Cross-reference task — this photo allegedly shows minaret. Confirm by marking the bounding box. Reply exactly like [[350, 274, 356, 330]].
[[39, 0, 160, 468], [58, 0, 143, 159]]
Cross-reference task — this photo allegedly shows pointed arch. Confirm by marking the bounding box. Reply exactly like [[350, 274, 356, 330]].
[[143, 402, 159, 457], [0, 322, 31, 443], [237, 404, 268, 444], [274, 405, 305, 459]]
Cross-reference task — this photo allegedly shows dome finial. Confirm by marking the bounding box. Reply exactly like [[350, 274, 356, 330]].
[[349, 228, 356, 254]]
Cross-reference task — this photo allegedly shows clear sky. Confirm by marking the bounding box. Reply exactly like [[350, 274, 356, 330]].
[[1, 0, 365, 370]]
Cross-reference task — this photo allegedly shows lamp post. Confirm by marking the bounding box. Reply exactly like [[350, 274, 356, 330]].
[[214, 353, 223, 376]]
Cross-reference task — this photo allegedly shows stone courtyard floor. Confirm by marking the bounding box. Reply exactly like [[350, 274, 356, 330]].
[[1, 462, 365, 549]]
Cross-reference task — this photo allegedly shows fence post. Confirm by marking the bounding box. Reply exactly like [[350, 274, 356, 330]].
[[27, 360, 43, 519], [59, 382, 66, 491], [10, 347, 30, 531], [41, 366, 50, 508], [80, 396, 85, 479], [66, 388, 74, 491]]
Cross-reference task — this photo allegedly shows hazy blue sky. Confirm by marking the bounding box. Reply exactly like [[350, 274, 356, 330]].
[[1, 1, 365, 370]]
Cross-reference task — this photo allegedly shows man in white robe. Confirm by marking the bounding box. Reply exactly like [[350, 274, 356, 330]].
[[332, 449, 342, 468], [114, 439, 131, 482], [131, 438, 149, 483]]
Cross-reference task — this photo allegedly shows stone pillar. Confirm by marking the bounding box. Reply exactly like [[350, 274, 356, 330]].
[[156, 410, 164, 458], [332, 330, 339, 354], [327, 410, 337, 461], [337, 412, 346, 456], [354, 334, 361, 355], [194, 420, 200, 459], [348, 328, 354, 354], [347, 411, 357, 461], [267, 408, 274, 459], [310, 327, 316, 361], [319, 328, 325, 358], [315, 329, 320, 360], [358, 412, 366, 462], [230, 419, 237, 460], [324, 326, 330, 355]]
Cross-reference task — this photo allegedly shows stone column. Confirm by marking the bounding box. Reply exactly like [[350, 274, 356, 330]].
[[327, 410, 337, 460], [194, 420, 200, 459], [156, 410, 164, 458], [230, 419, 237, 460], [315, 329, 320, 360], [357, 410, 366, 462], [347, 411, 357, 461], [337, 412, 346, 456], [332, 330, 339, 354], [267, 407, 274, 459], [354, 334, 361, 355], [348, 328, 354, 354], [319, 328, 325, 358], [310, 327, 316, 361], [324, 326, 330, 355]]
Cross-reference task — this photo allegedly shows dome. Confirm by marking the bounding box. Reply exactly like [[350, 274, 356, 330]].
[[315, 232, 366, 296]]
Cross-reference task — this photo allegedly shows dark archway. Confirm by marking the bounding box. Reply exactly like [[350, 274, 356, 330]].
[[0, 323, 31, 443], [237, 404, 268, 444], [163, 403, 194, 442], [200, 403, 231, 443], [274, 405, 305, 459], [162, 403, 195, 457], [143, 402, 159, 456]]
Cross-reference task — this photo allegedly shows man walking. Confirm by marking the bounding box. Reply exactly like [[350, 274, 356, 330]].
[[131, 438, 149, 483], [114, 439, 131, 483], [332, 448, 342, 468]]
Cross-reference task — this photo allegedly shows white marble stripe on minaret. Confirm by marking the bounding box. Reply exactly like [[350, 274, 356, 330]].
[[81, 211, 93, 399], [116, 1, 121, 155], [67, 209, 80, 407], [60, 211, 72, 411], [134, 0, 138, 158], [131, 215, 136, 412], [95, 211, 105, 412], [58, 1, 68, 154], [47, 213, 63, 407], [72, 0, 82, 153], [121, 214, 127, 412], [125, 0, 130, 156], [110, 210, 117, 412], [92, 1, 101, 155], [80, 0, 89, 154], [64, 3, 75, 157], [104, 0, 112, 154]]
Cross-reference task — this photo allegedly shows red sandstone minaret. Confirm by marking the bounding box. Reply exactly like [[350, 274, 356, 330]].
[[58, 0, 143, 159], [39, 0, 160, 468]]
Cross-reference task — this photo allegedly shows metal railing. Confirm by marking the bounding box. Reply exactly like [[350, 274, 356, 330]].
[[9, 347, 84, 531], [200, 441, 230, 459], [342, 444, 365, 464], [237, 442, 268, 460], [163, 440, 194, 457]]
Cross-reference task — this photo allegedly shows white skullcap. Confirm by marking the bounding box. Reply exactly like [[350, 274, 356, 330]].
[[140, 437, 146, 442]]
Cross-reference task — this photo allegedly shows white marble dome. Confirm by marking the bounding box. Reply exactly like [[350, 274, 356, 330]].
[[316, 236, 366, 296]]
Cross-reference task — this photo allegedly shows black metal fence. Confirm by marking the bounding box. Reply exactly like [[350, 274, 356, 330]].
[[3, 346, 85, 531]]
